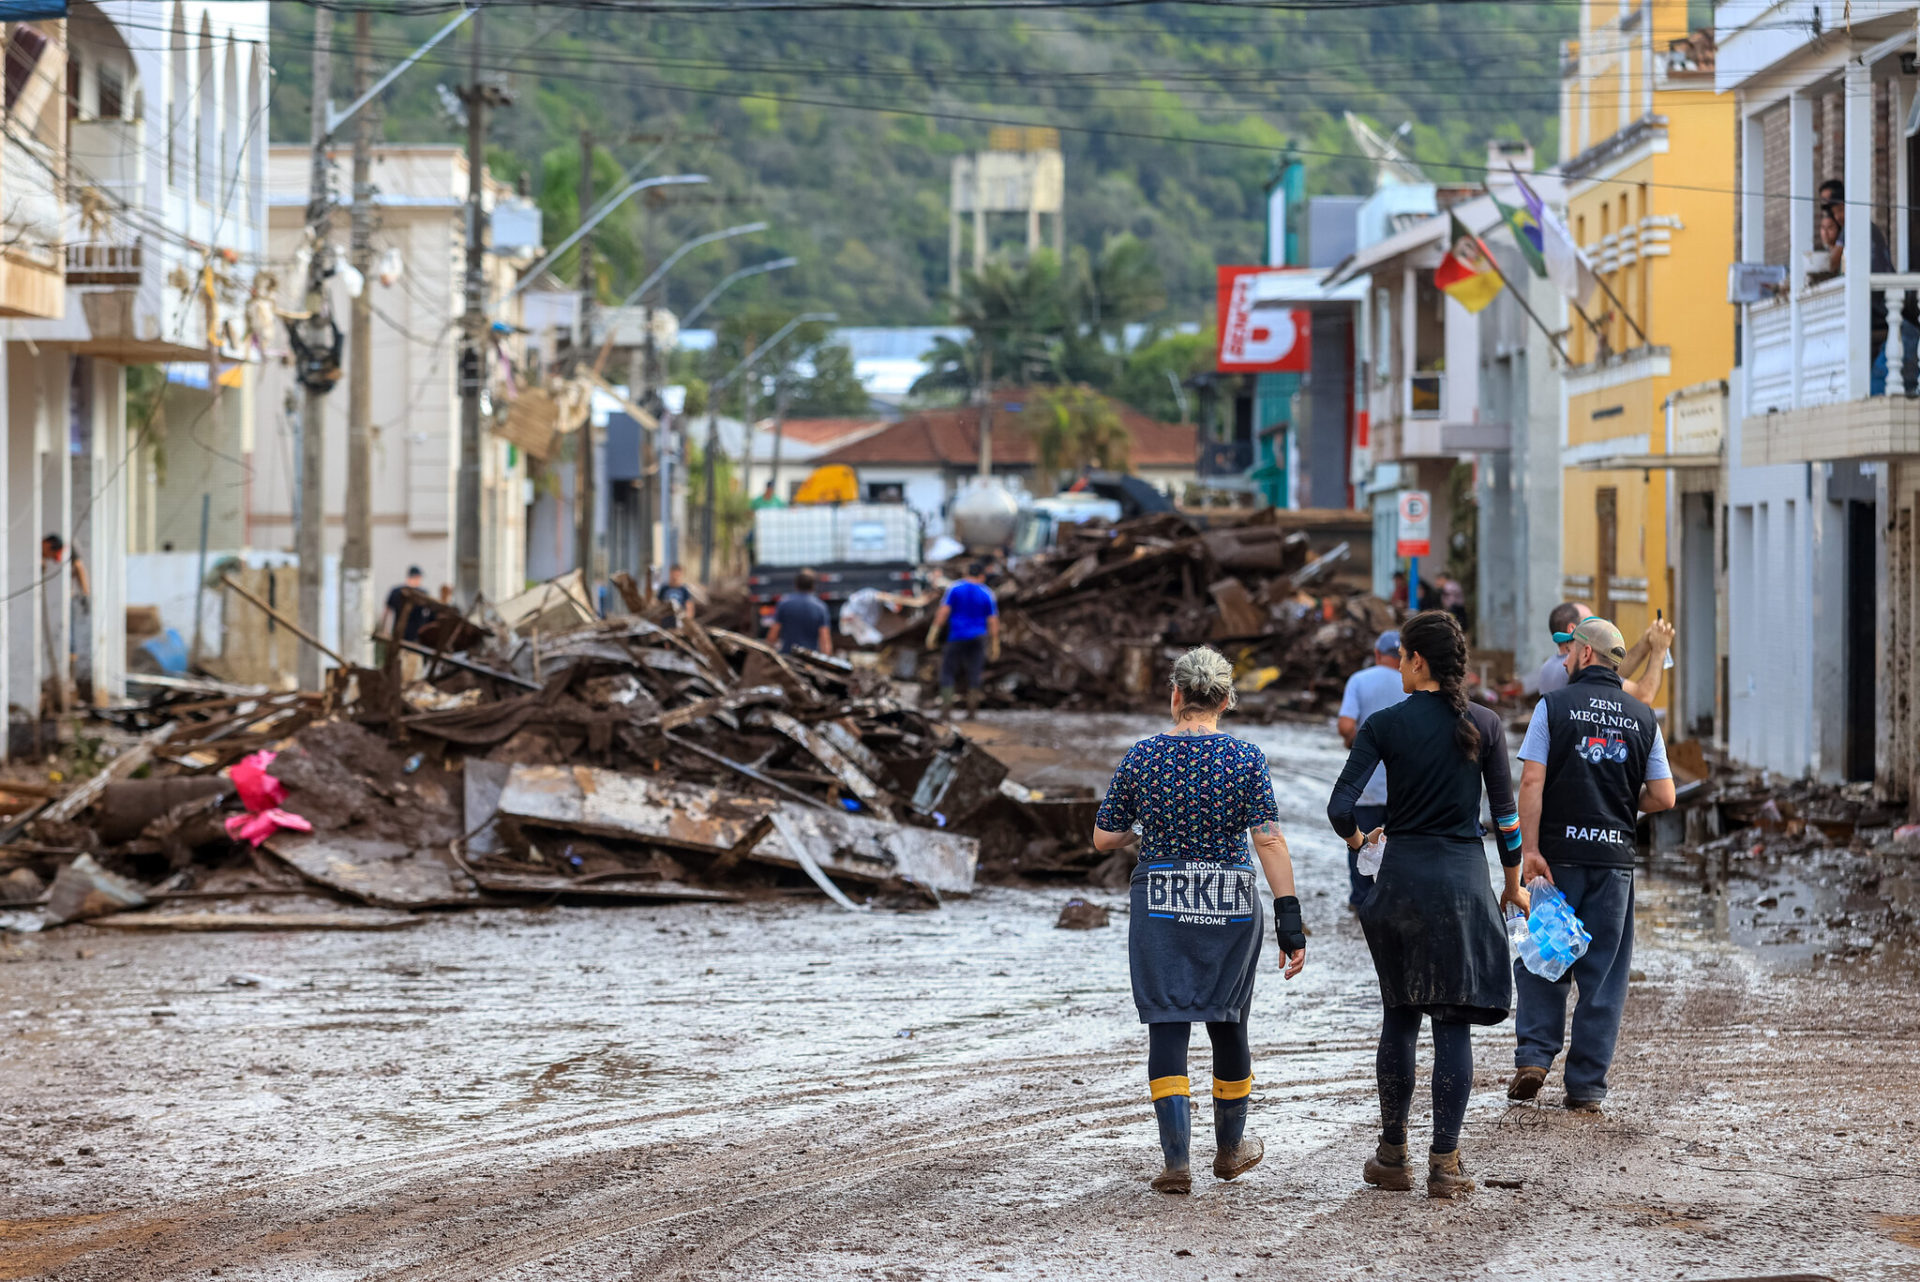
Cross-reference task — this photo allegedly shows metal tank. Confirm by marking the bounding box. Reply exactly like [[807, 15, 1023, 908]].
[[948, 482, 1023, 551]]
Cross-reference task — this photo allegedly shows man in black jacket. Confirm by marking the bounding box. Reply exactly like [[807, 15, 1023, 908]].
[[1508, 616, 1676, 1112]]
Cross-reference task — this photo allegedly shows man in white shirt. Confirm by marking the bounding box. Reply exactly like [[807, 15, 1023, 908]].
[[1535, 600, 1674, 706], [1336, 630, 1407, 908]]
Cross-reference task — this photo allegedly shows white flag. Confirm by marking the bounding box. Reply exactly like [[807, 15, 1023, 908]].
[[1514, 166, 1600, 308]]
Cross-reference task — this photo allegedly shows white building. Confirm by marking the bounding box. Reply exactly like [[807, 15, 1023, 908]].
[[1, 2, 269, 746], [251, 144, 532, 634], [1719, 0, 1920, 798]]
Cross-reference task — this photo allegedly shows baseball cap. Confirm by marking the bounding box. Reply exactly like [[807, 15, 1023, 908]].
[[1374, 630, 1401, 654], [1568, 616, 1627, 665]]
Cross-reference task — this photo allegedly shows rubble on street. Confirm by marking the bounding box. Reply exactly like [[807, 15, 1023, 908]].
[[0, 582, 1145, 931], [886, 509, 1395, 718]]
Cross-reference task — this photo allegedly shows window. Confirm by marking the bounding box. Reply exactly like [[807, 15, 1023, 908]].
[[99, 64, 123, 121]]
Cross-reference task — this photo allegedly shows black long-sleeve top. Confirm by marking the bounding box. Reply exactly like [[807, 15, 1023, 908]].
[[1327, 691, 1522, 867]]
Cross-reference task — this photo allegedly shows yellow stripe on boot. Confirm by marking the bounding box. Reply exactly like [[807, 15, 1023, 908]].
[[1212, 1075, 1253, 1100], [1148, 1075, 1191, 1101]]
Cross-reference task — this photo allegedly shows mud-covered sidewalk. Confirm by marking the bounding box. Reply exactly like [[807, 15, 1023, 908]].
[[3, 717, 1917, 1280]]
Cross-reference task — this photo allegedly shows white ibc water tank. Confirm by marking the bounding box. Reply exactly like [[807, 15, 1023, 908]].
[[949, 482, 1022, 550]]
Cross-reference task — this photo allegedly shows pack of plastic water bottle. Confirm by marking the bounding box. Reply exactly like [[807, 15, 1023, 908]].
[[1504, 877, 1593, 981]]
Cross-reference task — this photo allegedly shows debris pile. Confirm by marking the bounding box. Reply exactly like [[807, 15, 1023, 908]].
[[888, 510, 1394, 717], [0, 592, 1069, 930]]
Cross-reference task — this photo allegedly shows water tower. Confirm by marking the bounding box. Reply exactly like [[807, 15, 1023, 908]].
[[949, 126, 1065, 292]]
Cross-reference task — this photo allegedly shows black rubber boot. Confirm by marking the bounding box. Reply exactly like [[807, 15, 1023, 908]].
[[1150, 1095, 1192, 1194], [1210, 1093, 1264, 1180]]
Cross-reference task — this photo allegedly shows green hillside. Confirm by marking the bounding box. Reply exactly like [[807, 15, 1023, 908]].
[[270, 5, 1571, 327]]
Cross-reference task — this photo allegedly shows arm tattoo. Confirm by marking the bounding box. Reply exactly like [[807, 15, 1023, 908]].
[[1252, 820, 1285, 840]]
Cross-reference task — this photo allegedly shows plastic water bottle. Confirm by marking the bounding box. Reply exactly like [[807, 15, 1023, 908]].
[[1505, 907, 1546, 975], [1355, 834, 1385, 878]]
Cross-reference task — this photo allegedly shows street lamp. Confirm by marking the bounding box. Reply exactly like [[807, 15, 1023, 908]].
[[495, 173, 710, 314], [681, 256, 799, 329], [699, 312, 836, 581]]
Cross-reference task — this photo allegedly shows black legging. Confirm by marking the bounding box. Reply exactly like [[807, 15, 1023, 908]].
[[1147, 1019, 1253, 1084], [1377, 1006, 1473, 1154]]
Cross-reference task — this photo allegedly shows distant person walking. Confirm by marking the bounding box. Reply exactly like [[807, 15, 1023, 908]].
[[925, 560, 1000, 719], [765, 568, 832, 656], [1327, 611, 1527, 1198], [1509, 616, 1676, 1113], [383, 566, 429, 679], [1335, 630, 1408, 908], [1093, 646, 1305, 1195]]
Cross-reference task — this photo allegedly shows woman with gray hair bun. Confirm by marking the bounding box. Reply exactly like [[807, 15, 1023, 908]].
[[1092, 645, 1306, 1195]]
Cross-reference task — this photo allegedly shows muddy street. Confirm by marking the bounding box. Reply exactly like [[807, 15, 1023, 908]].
[[3, 715, 1917, 1281]]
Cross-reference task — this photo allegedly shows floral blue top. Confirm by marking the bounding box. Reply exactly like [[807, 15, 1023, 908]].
[[1094, 732, 1279, 866]]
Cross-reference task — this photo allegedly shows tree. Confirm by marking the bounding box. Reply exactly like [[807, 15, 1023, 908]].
[[534, 143, 641, 303], [1022, 384, 1129, 492], [786, 343, 871, 416], [1114, 329, 1214, 424]]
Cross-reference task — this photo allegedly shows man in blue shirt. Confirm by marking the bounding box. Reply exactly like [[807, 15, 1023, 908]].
[[1335, 630, 1407, 908], [925, 561, 999, 720], [765, 568, 832, 656]]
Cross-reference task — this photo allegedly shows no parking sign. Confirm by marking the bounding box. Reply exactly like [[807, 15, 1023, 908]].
[[1395, 491, 1431, 558]]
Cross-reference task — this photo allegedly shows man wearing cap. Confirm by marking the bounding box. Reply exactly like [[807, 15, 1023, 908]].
[[1537, 600, 1674, 704], [1509, 615, 1677, 1112], [1335, 631, 1407, 909]]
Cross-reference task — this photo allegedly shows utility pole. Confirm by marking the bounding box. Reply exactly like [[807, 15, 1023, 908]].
[[574, 128, 597, 601], [341, 7, 375, 666], [297, 11, 334, 692], [454, 8, 489, 607], [976, 347, 994, 479]]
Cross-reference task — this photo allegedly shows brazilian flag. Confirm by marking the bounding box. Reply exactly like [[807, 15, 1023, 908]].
[[1491, 193, 1549, 280]]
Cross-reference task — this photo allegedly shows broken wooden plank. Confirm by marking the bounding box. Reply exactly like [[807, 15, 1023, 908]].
[[768, 810, 865, 913], [88, 911, 422, 932], [1208, 578, 1265, 639], [398, 640, 541, 691], [662, 733, 832, 811], [264, 832, 482, 909], [465, 870, 743, 903], [753, 710, 894, 819], [496, 764, 776, 854], [753, 802, 978, 896], [41, 723, 178, 826]]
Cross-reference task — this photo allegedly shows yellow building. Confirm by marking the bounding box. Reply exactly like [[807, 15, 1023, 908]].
[[1557, 2, 1732, 733]]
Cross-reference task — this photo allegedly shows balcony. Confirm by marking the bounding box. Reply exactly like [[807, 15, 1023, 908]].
[[66, 240, 141, 287], [1742, 274, 1920, 465]]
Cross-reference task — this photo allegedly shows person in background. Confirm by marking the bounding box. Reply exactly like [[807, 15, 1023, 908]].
[[1438, 574, 1467, 629], [1335, 630, 1407, 910], [924, 560, 1000, 720], [1327, 611, 1526, 1199], [437, 584, 454, 604], [1390, 571, 1409, 611], [383, 566, 429, 646], [765, 567, 832, 656], [1536, 601, 1672, 705], [1093, 646, 1305, 1195], [659, 563, 694, 628], [41, 534, 89, 601], [752, 481, 786, 510], [1509, 616, 1676, 1113]]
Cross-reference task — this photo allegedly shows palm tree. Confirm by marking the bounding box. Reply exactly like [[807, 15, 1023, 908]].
[[1022, 384, 1130, 492]]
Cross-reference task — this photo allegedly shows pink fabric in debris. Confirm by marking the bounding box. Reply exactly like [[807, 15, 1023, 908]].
[[224, 750, 310, 845], [229, 750, 287, 813], [225, 808, 313, 846]]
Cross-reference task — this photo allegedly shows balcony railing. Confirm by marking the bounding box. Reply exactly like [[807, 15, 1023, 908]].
[[66, 240, 141, 287], [1748, 275, 1920, 416]]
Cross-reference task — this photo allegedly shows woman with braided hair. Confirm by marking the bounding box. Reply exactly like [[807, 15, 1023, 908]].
[[1093, 646, 1306, 1195], [1327, 610, 1527, 1198]]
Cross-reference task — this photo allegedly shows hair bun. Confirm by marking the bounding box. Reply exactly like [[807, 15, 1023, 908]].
[[1170, 645, 1237, 712]]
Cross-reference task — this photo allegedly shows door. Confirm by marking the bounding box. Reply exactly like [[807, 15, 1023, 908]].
[[1681, 492, 1717, 737], [1594, 486, 1618, 619], [1844, 499, 1878, 782]]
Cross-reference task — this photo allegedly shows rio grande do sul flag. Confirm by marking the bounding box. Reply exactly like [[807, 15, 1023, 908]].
[[1434, 213, 1504, 313]]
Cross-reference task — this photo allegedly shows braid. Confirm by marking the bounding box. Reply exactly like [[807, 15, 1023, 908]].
[[1400, 610, 1480, 760]]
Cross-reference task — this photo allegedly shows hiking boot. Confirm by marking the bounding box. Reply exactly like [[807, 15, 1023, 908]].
[[1427, 1148, 1475, 1199], [1565, 1096, 1604, 1114], [1362, 1140, 1412, 1191], [1150, 1089, 1192, 1194], [1210, 1086, 1263, 1181], [1507, 1065, 1547, 1101]]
